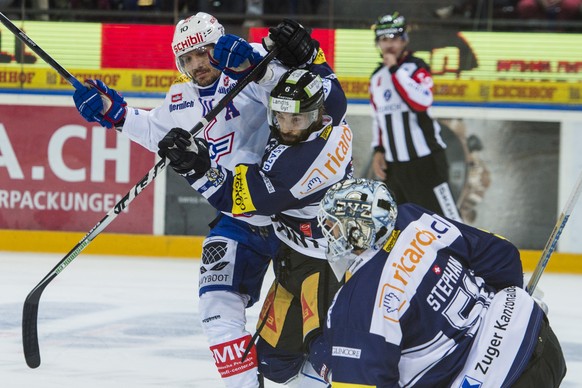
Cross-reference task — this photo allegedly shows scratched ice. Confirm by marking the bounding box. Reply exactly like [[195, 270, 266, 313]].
[[1, 252, 580, 387]]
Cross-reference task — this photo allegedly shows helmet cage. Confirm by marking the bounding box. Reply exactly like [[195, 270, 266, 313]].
[[318, 179, 398, 265]]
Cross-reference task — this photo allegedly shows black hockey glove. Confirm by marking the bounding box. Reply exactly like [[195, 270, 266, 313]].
[[263, 19, 317, 68], [157, 128, 210, 178]]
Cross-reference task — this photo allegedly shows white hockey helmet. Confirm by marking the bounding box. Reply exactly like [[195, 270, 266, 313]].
[[317, 178, 398, 279], [172, 12, 225, 75]]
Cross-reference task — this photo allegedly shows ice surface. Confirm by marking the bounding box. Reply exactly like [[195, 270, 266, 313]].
[[1, 252, 580, 387]]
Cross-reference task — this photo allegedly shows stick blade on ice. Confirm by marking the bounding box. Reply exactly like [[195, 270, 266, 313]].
[[22, 290, 42, 368]]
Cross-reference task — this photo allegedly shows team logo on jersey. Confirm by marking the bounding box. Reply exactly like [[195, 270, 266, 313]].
[[300, 223, 313, 237], [205, 167, 225, 185], [384, 89, 392, 101], [459, 376, 482, 388], [208, 135, 233, 162]]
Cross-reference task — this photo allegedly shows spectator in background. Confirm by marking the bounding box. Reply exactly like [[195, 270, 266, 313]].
[[517, 0, 581, 20], [0, 0, 14, 8], [121, 0, 159, 11], [369, 12, 463, 221], [433, 0, 518, 19], [434, 0, 518, 19]]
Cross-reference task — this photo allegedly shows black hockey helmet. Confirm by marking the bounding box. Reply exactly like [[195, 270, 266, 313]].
[[268, 69, 324, 144], [372, 12, 408, 41]]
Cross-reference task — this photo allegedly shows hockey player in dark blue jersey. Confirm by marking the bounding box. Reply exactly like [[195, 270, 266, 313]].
[[316, 178, 566, 387], [158, 69, 352, 387]]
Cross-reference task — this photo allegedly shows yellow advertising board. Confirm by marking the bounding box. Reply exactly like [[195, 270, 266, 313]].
[[340, 76, 582, 105], [0, 21, 101, 69], [335, 30, 582, 104], [1, 21, 582, 106], [0, 67, 179, 93]]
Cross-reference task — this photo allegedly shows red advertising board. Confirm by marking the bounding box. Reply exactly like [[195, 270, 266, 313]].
[[0, 105, 156, 233], [101, 24, 176, 70]]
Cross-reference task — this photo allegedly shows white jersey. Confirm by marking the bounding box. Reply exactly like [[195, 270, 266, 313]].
[[121, 45, 286, 226]]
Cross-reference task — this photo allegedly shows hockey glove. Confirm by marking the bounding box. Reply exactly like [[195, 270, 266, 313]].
[[209, 34, 264, 80], [263, 19, 317, 68], [73, 83, 104, 123], [74, 79, 127, 129], [157, 128, 211, 178]]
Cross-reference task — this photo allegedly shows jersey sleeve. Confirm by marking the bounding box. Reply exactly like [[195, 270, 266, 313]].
[[309, 59, 347, 126], [454, 222, 524, 290], [188, 157, 316, 217], [189, 125, 353, 217], [121, 87, 180, 152], [391, 57, 434, 112], [397, 204, 524, 291]]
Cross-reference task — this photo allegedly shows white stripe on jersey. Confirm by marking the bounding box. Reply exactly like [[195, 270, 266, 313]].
[[409, 114, 431, 157], [391, 113, 409, 161], [369, 214, 461, 344], [399, 331, 458, 387], [450, 287, 535, 387]]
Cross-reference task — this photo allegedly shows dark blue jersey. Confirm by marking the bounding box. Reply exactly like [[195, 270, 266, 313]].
[[326, 203, 543, 387], [191, 119, 353, 258]]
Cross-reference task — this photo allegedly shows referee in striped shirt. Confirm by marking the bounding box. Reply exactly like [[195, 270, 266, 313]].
[[369, 12, 462, 221]]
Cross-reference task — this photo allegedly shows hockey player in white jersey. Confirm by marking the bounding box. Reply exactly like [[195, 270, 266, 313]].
[[316, 178, 566, 387], [72, 13, 345, 388], [158, 69, 353, 387]]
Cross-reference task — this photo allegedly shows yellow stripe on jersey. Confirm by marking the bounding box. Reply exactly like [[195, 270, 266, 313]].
[[332, 382, 375, 388], [232, 165, 256, 214], [313, 47, 327, 65], [382, 230, 401, 253], [173, 73, 191, 85], [319, 124, 333, 140]]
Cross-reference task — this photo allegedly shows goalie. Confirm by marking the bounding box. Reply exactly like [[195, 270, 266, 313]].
[[317, 178, 566, 387]]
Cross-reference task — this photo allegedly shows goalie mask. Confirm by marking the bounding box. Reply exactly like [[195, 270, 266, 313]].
[[172, 12, 224, 78], [372, 12, 408, 41], [268, 69, 324, 145], [317, 179, 398, 279]]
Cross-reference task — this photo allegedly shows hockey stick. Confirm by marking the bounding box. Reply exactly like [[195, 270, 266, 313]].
[[0, 12, 83, 89], [527, 169, 582, 295], [21, 47, 280, 369]]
